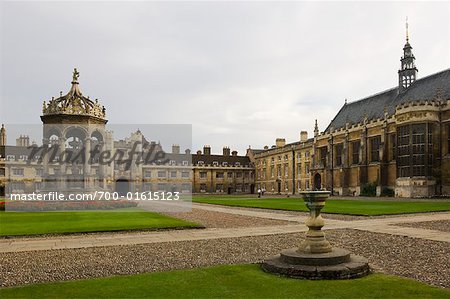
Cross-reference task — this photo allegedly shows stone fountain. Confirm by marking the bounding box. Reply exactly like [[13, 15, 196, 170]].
[[261, 190, 370, 279]]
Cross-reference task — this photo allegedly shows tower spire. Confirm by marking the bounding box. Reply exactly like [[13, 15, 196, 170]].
[[314, 119, 319, 137], [0, 124, 6, 146], [398, 18, 417, 92]]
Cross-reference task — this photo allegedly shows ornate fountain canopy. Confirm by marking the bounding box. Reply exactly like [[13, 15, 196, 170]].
[[42, 68, 106, 121]]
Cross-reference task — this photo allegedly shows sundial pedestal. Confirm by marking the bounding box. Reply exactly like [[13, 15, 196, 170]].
[[261, 191, 370, 280]]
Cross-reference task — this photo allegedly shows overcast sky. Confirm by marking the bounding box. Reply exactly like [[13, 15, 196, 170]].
[[1, 1, 449, 154]]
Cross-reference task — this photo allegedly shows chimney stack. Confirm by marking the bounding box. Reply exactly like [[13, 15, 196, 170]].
[[16, 135, 30, 147], [300, 131, 308, 142], [172, 144, 180, 154], [276, 138, 286, 148], [223, 146, 230, 156], [203, 145, 211, 155]]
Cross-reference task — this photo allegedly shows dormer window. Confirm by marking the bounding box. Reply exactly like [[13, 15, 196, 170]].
[[212, 161, 219, 166]]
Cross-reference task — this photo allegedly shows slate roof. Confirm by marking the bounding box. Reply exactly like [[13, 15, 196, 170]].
[[325, 68, 450, 132], [249, 149, 265, 154], [192, 154, 252, 166], [254, 138, 314, 156], [0, 145, 36, 159]]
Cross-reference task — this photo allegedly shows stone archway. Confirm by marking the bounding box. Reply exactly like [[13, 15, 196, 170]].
[[314, 173, 322, 191], [115, 178, 130, 196]]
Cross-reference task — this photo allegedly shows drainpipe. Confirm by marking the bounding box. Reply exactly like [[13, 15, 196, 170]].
[[292, 149, 295, 195], [438, 109, 442, 195], [331, 135, 334, 196], [366, 127, 369, 184]]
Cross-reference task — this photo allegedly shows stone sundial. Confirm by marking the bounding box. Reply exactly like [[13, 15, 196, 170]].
[[261, 190, 370, 279]]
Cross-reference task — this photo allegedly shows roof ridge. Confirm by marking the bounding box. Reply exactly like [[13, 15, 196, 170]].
[[346, 87, 397, 105], [346, 67, 450, 106]]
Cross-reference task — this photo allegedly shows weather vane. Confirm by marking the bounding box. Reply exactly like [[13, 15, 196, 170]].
[[406, 16, 409, 42]]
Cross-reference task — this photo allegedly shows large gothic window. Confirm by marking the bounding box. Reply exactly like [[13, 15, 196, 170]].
[[398, 125, 410, 177], [335, 144, 343, 167], [352, 141, 360, 165], [397, 124, 433, 178], [370, 136, 381, 162], [411, 124, 426, 176], [389, 133, 396, 161], [319, 147, 327, 167], [447, 124, 450, 155]]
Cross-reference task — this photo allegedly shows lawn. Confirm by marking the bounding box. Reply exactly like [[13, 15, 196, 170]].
[[0, 208, 200, 236], [0, 264, 448, 299], [193, 196, 450, 215]]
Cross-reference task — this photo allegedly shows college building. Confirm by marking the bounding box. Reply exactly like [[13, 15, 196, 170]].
[[1, 27, 449, 198], [192, 146, 254, 194], [253, 30, 450, 197], [0, 70, 195, 197], [0, 69, 254, 196]]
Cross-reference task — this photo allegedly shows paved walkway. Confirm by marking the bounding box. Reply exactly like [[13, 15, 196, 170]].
[[192, 203, 304, 222], [1, 204, 449, 253]]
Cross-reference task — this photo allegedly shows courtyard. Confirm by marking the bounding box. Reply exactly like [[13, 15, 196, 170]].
[[2, 1, 450, 298], [0, 195, 449, 298]]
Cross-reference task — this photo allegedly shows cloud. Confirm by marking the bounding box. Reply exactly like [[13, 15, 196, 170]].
[[0, 1, 449, 154]]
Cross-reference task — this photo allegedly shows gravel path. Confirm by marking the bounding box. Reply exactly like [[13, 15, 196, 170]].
[[163, 208, 291, 228], [394, 220, 450, 233], [1, 229, 448, 289]]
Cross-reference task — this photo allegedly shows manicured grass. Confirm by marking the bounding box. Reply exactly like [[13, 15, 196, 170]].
[[1, 264, 448, 299], [193, 196, 450, 215], [0, 208, 200, 236]]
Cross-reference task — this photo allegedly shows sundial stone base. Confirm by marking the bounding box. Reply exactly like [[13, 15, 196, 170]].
[[261, 190, 370, 280], [261, 248, 370, 280]]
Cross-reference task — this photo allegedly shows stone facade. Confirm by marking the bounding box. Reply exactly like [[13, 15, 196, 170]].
[[252, 132, 312, 195], [192, 146, 254, 194], [0, 69, 193, 197], [254, 35, 450, 198], [1, 31, 450, 199]]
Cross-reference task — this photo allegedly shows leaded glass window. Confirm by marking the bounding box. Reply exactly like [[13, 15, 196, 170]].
[[370, 136, 381, 162], [397, 123, 432, 178]]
